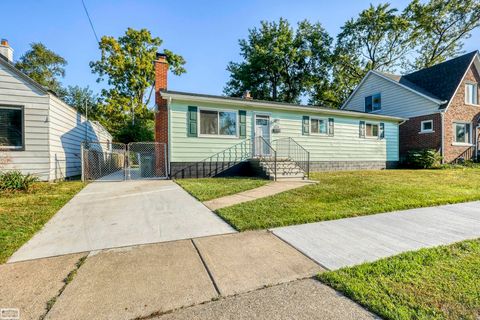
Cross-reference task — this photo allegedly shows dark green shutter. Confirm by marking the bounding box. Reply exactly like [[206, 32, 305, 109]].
[[302, 116, 310, 135], [187, 106, 198, 137], [328, 118, 334, 136], [379, 122, 385, 139], [239, 110, 247, 138], [359, 121, 365, 138]]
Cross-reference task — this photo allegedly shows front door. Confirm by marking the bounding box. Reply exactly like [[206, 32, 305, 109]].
[[254, 115, 271, 156]]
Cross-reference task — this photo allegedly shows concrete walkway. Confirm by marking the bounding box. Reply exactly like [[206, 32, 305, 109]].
[[204, 180, 315, 210], [273, 201, 480, 270], [1, 231, 333, 320], [9, 180, 235, 262]]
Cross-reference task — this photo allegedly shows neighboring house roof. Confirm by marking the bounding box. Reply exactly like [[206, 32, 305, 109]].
[[161, 90, 406, 122], [402, 51, 479, 108], [342, 50, 479, 111]]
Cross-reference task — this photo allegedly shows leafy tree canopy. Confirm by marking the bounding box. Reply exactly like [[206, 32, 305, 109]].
[[15, 42, 67, 95], [90, 28, 186, 127], [405, 0, 480, 69], [224, 18, 333, 104]]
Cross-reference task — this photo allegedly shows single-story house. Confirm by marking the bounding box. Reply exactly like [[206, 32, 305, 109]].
[[342, 50, 480, 163], [153, 54, 405, 179], [0, 39, 111, 181]]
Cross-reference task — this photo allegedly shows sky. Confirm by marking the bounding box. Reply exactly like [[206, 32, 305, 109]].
[[2, 0, 479, 97]]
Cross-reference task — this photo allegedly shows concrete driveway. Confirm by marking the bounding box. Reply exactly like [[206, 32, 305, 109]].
[[272, 201, 480, 270], [9, 180, 235, 262]]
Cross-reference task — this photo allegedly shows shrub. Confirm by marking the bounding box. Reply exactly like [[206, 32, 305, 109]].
[[0, 171, 38, 191], [407, 149, 442, 169]]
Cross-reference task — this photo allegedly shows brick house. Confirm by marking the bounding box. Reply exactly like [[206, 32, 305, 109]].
[[342, 51, 480, 163]]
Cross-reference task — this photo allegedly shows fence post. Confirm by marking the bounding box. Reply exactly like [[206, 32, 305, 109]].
[[274, 150, 277, 181], [81, 142, 85, 182], [307, 152, 310, 180]]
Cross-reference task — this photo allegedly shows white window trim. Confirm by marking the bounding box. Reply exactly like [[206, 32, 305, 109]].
[[309, 117, 328, 135], [452, 121, 473, 146], [364, 93, 382, 113], [0, 105, 24, 150], [197, 107, 239, 139], [365, 121, 380, 139], [420, 120, 434, 133], [465, 82, 478, 106]]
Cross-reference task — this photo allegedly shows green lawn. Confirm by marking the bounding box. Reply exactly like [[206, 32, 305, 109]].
[[0, 181, 84, 263], [175, 177, 269, 201], [217, 169, 480, 231], [318, 239, 480, 320]]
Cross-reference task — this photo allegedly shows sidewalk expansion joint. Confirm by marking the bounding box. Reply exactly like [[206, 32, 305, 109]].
[[268, 230, 331, 271], [190, 239, 221, 296]]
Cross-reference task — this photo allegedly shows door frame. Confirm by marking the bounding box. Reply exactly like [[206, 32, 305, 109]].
[[253, 113, 271, 156]]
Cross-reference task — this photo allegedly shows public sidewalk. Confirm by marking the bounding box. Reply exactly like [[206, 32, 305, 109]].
[[204, 180, 315, 210]]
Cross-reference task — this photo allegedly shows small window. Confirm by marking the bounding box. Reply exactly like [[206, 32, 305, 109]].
[[0, 106, 23, 149], [310, 118, 327, 134], [365, 93, 381, 112], [199, 109, 237, 137], [365, 122, 379, 138], [421, 120, 433, 133], [465, 83, 478, 105], [454, 122, 471, 144]]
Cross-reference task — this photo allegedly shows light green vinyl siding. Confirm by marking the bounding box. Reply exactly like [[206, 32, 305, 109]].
[[169, 101, 399, 162]]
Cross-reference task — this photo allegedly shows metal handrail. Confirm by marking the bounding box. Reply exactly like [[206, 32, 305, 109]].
[[172, 138, 253, 178], [254, 136, 277, 181], [273, 137, 310, 179]]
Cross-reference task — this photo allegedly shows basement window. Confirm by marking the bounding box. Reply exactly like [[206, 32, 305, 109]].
[[0, 106, 24, 150], [199, 109, 237, 137]]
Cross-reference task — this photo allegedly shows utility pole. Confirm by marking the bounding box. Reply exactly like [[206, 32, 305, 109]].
[[85, 99, 89, 141]]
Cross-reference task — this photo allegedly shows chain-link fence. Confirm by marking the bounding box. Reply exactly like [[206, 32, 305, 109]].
[[127, 142, 167, 180], [82, 141, 168, 181], [82, 142, 127, 181]]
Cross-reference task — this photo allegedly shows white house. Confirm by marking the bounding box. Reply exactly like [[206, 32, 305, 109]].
[[0, 39, 111, 181]]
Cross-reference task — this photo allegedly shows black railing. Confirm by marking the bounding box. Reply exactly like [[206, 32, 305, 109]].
[[274, 137, 310, 179], [172, 138, 253, 178], [254, 136, 277, 181]]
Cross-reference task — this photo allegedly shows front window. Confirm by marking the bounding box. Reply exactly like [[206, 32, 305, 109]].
[[199, 109, 237, 136], [366, 123, 379, 138], [365, 93, 381, 112], [421, 120, 433, 133], [310, 118, 327, 134], [0, 106, 23, 149], [454, 122, 471, 144], [465, 83, 478, 105]]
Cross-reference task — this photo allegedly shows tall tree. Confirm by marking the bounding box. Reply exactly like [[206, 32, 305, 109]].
[[404, 0, 480, 69], [224, 18, 333, 104], [63, 85, 99, 117], [15, 42, 67, 94], [332, 4, 413, 105], [90, 28, 186, 128]]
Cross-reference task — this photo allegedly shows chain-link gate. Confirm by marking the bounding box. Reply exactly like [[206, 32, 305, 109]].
[[82, 142, 127, 181], [127, 142, 167, 180], [82, 141, 167, 181]]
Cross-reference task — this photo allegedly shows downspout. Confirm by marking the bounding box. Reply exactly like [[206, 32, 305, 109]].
[[167, 96, 172, 178], [440, 111, 445, 164]]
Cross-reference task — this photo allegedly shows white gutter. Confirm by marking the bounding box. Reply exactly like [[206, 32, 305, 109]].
[[161, 92, 407, 123]]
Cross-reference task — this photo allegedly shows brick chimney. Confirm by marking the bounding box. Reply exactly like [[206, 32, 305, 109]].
[[0, 39, 14, 63], [155, 53, 168, 145]]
